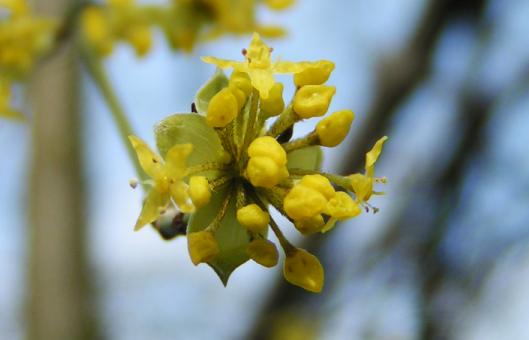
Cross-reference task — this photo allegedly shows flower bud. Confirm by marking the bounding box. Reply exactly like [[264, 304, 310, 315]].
[[237, 204, 270, 233], [283, 248, 324, 293], [187, 230, 219, 265], [229, 84, 247, 111], [81, 7, 114, 56], [299, 174, 335, 200], [246, 157, 286, 188], [283, 184, 327, 221], [188, 176, 211, 209], [247, 239, 279, 267], [248, 136, 287, 166], [126, 25, 152, 57], [230, 71, 252, 96], [294, 215, 325, 235], [294, 60, 335, 87], [293, 85, 336, 118], [260, 82, 284, 117], [206, 87, 239, 127], [316, 110, 354, 147], [246, 137, 289, 188]]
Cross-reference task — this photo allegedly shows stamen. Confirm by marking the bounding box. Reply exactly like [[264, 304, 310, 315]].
[[191, 102, 197, 113], [242, 48, 247, 56]]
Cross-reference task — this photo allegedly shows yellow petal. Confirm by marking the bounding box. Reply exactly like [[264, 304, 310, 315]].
[[201, 56, 245, 70], [187, 230, 220, 265], [134, 188, 170, 231], [273, 61, 315, 74], [164, 143, 193, 179], [247, 68, 275, 98], [128, 135, 164, 180], [283, 248, 324, 293], [348, 173, 373, 202], [247, 239, 278, 268], [169, 181, 194, 213], [365, 136, 388, 176]]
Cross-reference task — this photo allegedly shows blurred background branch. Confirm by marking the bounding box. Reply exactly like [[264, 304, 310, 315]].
[[247, 1, 493, 339], [28, 0, 98, 339]]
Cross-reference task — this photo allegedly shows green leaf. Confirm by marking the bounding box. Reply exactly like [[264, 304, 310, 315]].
[[194, 68, 229, 115], [287, 146, 323, 171], [155, 114, 226, 179], [187, 187, 250, 285]]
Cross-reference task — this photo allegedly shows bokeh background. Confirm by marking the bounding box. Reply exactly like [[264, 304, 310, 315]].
[[2, 0, 529, 339]]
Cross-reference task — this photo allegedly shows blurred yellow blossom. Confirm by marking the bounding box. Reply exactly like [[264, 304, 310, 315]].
[[0, 0, 56, 76]]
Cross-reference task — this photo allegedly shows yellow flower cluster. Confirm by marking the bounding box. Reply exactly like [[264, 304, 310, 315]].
[[81, 0, 152, 57], [0, 0, 56, 120], [80, 0, 296, 58], [130, 33, 388, 293]]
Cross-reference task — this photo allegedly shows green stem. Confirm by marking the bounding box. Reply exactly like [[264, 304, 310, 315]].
[[281, 132, 319, 152], [288, 168, 351, 189], [81, 48, 147, 189], [266, 105, 297, 137]]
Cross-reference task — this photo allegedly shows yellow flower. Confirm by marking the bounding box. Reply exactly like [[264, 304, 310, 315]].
[[0, 0, 56, 75], [247, 239, 278, 268], [284, 248, 324, 293], [132, 33, 388, 292], [293, 85, 336, 118], [188, 230, 220, 265], [246, 136, 289, 188], [348, 136, 388, 202], [189, 176, 211, 208], [129, 135, 195, 230], [202, 33, 332, 99], [237, 204, 270, 233], [316, 110, 355, 147], [80, 0, 152, 57]]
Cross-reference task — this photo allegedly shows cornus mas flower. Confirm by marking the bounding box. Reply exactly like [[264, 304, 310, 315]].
[[130, 33, 388, 293], [0, 0, 56, 120]]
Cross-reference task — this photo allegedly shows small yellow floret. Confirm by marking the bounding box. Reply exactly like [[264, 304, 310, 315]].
[[125, 25, 152, 57], [283, 184, 327, 221], [246, 137, 289, 188], [246, 157, 285, 188], [283, 248, 324, 293], [247, 239, 278, 267], [237, 204, 270, 232], [188, 176, 211, 209], [187, 230, 219, 265], [316, 110, 355, 147], [81, 7, 114, 56], [206, 87, 239, 127], [247, 136, 287, 165], [348, 173, 373, 202], [294, 215, 325, 235], [260, 82, 284, 117], [299, 174, 335, 200], [325, 192, 361, 220], [293, 85, 336, 118], [229, 84, 247, 111], [294, 60, 335, 87]]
